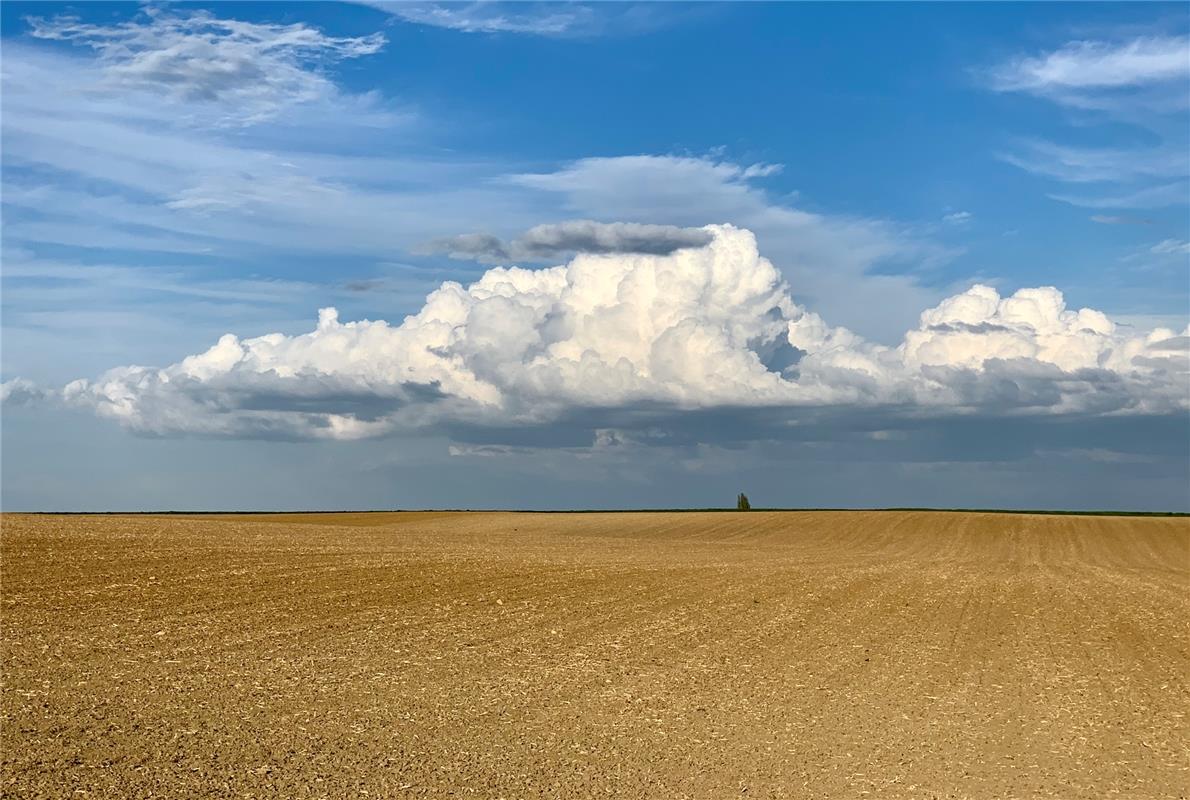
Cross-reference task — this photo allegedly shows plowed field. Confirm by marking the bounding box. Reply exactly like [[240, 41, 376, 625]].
[[2, 511, 1187, 798]]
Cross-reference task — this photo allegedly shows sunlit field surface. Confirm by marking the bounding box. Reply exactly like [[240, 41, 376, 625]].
[[2, 511, 1187, 798]]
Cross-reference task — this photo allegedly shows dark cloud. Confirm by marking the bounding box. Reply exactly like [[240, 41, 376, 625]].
[[421, 232, 511, 262], [342, 279, 390, 293], [421, 220, 713, 263], [925, 322, 1013, 335], [516, 220, 714, 257]]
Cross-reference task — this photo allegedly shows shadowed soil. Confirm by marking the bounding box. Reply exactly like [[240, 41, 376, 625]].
[[2, 511, 1187, 798]]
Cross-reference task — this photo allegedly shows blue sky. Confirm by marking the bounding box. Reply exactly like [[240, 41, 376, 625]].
[[1, 2, 1187, 510]]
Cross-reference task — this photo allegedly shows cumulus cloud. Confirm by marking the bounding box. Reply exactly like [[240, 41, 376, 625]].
[[942, 211, 972, 225], [27, 9, 386, 124], [62, 225, 1189, 441], [423, 220, 714, 263]]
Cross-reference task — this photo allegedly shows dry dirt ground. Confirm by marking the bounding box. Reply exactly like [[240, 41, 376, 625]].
[[1, 511, 1187, 799]]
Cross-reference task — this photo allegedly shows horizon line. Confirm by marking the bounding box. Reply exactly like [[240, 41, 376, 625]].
[[5, 507, 1187, 518]]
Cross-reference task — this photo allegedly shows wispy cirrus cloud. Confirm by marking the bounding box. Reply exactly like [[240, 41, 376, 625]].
[[1090, 214, 1153, 225], [27, 9, 387, 125], [1150, 238, 1190, 256], [989, 34, 1190, 111], [1050, 182, 1188, 210], [997, 139, 1188, 184], [0, 39, 513, 263], [370, 1, 593, 36], [988, 33, 1189, 211], [361, 1, 672, 38]]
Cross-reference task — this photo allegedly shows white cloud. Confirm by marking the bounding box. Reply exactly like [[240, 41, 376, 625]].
[[988, 35, 1190, 211], [990, 35, 1190, 103], [63, 226, 1190, 440], [942, 211, 972, 225], [360, 2, 673, 38], [1151, 239, 1190, 255], [1050, 181, 1189, 210], [370, 2, 595, 36], [27, 9, 386, 125], [998, 139, 1188, 184], [0, 41, 515, 263]]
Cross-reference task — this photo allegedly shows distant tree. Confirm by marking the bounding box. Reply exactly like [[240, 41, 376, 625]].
[[736, 492, 751, 511]]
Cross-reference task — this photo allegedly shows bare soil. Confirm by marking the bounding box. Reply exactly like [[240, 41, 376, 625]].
[[2, 511, 1187, 798]]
